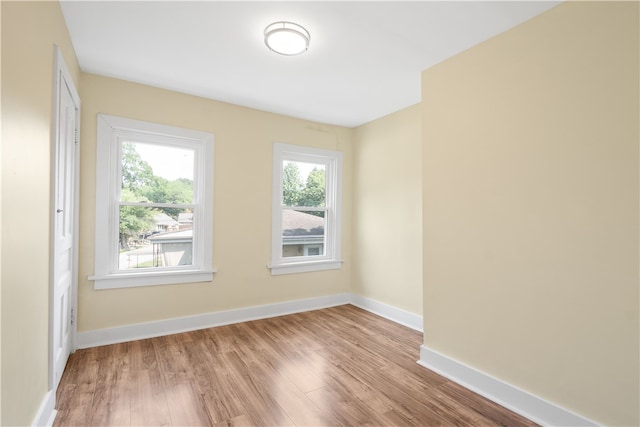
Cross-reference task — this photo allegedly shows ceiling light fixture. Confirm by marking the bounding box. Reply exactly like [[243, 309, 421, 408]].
[[264, 21, 310, 56]]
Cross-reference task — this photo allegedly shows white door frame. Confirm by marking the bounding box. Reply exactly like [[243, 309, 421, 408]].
[[49, 45, 81, 391]]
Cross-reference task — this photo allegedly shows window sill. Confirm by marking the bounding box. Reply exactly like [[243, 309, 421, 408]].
[[268, 260, 342, 276], [89, 268, 217, 290]]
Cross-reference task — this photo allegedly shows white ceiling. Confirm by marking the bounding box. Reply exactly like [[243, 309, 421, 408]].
[[60, 1, 560, 128]]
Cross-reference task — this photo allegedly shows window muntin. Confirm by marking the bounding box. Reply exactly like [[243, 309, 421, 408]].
[[90, 114, 215, 289], [271, 143, 342, 275]]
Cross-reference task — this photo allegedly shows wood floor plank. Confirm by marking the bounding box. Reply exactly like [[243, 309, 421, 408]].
[[239, 342, 334, 426], [129, 338, 159, 372], [129, 368, 172, 426], [54, 346, 99, 426], [306, 384, 389, 426], [87, 343, 132, 426], [236, 372, 297, 426], [318, 346, 453, 425], [204, 324, 240, 354], [438, 381, 539, 426], [187, 345, 247, 423], [214, 413, 255, 427], [165, 382, 213, 426], [278, 351, 328, 393], [55, 304, 538, 427], [254, 369, 333, 426], [153, 333, 196, 387]]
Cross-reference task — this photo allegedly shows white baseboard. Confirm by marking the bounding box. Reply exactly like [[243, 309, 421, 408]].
[[349, 294, 423, 332], [76, 293, 350, 349], [418, 345, 599, 427], [32, 389, 56, 427]]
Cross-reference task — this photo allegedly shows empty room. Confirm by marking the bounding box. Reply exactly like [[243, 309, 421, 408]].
[[1, 1, 638, 426]]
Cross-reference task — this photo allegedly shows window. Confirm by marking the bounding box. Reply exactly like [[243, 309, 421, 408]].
[[270, 143, 343, 275], [89, 114, 215, 289]]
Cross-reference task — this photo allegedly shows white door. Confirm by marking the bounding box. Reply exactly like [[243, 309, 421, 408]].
[[51, 46, 80, 390]]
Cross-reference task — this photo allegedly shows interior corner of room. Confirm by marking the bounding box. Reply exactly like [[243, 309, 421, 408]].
[[1, 1, 638, 426]]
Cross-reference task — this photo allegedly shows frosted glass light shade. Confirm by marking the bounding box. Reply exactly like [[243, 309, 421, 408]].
[[264, 21, 310, 56]]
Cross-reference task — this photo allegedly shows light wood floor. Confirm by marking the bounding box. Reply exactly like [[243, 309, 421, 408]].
[[54, 304, 537, 426]]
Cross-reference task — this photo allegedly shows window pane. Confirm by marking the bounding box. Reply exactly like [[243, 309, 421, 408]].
[[282, 161, 325, 207], [121, 141, 194, 204], [282, 209, 325, 258], [119, 205, 193, 269]]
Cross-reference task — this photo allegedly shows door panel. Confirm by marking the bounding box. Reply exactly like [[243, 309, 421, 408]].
[[52, 67, 78, 389]]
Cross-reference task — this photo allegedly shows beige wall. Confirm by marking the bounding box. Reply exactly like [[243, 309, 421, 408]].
[[0, 1, 80, 425], [78, 73, 353, 331], [421, 2, 639, 425], [353, 105, 422, 316]]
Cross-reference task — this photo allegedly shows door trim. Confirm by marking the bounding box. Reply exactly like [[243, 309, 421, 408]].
[[49, 45, 81, 392]]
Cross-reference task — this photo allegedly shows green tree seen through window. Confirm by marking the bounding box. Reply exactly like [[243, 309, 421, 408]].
[[282, 161, 325, 216]]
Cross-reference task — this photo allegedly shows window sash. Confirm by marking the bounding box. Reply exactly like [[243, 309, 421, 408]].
[[115, 203, 198, 271], [117, 136, 203, 203], [281, 207, 327, 259]]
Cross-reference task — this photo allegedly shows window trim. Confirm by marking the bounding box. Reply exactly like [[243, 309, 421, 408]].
[[89, 114, 215, 289], [269, 142, 343, 275]]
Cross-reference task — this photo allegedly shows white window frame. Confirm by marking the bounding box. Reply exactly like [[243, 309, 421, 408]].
[[89, 114, 215, 289], [269, 142, 343, 275]]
